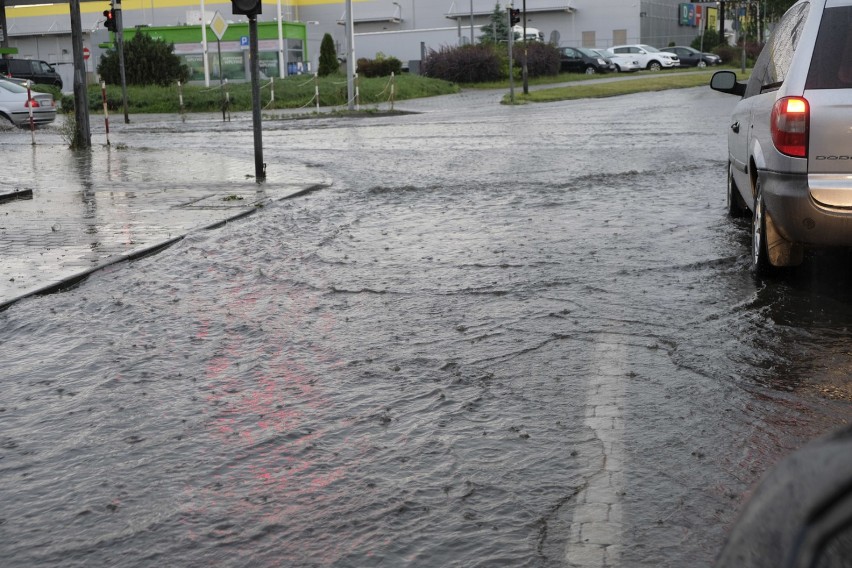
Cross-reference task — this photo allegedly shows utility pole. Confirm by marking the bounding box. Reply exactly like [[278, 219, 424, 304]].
[[345, 0, 355, 110], [69, 0, 91, 148]]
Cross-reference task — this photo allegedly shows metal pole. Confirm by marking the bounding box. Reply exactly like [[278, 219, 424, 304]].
[[200, 0, 210, 87], [469, 0, 474, 44], [522, 0, 528, 95], [0, 0, 10, 54], [69, 0, 91, 148], [249, 14, 265, 181], [114, 2, 129, 124], [217, 38, 225, 121], [276, 0, 285, 78], [345, 0, 355, 111], [508, 7, 514, 104]]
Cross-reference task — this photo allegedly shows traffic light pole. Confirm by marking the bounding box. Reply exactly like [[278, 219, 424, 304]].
[[507, 7, 514, 104], [114, 0, 129, 123], [522, 0, 528, 95], [248, 13, 265, 181]]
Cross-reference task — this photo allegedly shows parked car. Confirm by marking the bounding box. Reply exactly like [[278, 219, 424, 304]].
[[0, 58, 63, 89], [590, 49, 640, 72], [710, 0, 852, 273], [0, 78, 56, 127], [558, 46, 613, 74], [660, 45, 721, 67], [608, 44, 679, 71]]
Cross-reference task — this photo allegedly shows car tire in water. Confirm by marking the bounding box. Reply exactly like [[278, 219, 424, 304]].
[[727, 162, 749, 218], [752, 181, 772, 274], [648, 61, 662, 71]]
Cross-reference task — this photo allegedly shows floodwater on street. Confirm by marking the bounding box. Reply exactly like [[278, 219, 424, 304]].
[[1, 87, 851, 567]]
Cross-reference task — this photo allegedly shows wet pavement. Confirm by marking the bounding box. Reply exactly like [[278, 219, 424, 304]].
[[1, 84, 851, 567]]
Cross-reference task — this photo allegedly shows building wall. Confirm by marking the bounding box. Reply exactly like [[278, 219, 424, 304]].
[[3, 0, 704, 79]]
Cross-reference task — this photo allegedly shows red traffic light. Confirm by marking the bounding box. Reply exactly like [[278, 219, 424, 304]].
[[103, 8, 116, 32], [509, 8, 521, 26]]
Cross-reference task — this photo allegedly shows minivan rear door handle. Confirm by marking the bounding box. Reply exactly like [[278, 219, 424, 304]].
[[731, 122, 740, 133]]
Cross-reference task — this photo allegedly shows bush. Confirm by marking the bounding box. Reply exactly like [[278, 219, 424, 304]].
[[712, 41, 762, 66], [691, 29, 722, 51], [422, 44, 503, 83], [356, 55, 403, 78], [98, 33, 189, 87], [513, 41, 560, 77], [318, 33, 338, 77]]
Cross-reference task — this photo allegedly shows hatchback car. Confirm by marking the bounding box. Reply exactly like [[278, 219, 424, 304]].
[[558, 46, 613, 74], [661, 45, 721, 67], [608, 44, 679, 71], [0, 78, 56, 127], [711, 0, 852, 273]]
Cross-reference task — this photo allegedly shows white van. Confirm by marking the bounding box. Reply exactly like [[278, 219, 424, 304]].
[[512, 25, 544, 42]]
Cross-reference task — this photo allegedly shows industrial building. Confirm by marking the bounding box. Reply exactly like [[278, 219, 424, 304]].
[[0, 0, 713, 88]]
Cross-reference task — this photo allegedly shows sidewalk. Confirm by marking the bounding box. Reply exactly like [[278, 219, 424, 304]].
[[0, 135, 331, 310]]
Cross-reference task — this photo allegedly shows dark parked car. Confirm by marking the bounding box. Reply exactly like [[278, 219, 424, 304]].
[[661, 46, 721, 67], [558, 46, 613, 74], [710, 0, 852, 273], [0, 58, 63, 89]]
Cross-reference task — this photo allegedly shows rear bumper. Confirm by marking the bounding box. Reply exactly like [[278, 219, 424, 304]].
[[761, 170, 852, 247]]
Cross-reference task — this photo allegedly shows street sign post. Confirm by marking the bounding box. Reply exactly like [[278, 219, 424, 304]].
[[210, 11, 229, 121]]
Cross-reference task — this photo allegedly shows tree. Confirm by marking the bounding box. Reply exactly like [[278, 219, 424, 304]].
[[763, 0, 798, 20], [318, 33, 339, 76], [479, 2, 510, 44], [98, 33, 189, 86]]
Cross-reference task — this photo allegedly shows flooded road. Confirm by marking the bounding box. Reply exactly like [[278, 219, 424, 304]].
[[2, 87, 851, 567]]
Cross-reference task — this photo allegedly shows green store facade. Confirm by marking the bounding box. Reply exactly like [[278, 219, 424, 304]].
[[115, 20, 309, 82]]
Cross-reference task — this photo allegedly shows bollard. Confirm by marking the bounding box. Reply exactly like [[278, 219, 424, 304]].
[[224, 79, 231, 122], [26, 81, 35, 145], [390, 72, 395, 111], [355, 73, 360, 111], [177, 80, 185, 116], [101, 81, 111, 146], [314, 73, 320, 112]]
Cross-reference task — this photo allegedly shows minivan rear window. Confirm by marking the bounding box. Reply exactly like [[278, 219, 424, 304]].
[[805, 6, 852, 89]]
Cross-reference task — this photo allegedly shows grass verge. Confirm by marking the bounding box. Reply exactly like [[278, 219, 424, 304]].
[[502, 69, 752, 104], [63, 73, 459, 114]]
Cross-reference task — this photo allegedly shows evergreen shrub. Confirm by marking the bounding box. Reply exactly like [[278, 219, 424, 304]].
[[422, 44, 503, 83]]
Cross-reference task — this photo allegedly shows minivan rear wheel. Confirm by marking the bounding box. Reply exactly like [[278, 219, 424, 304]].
[[752, 182, 771, 274]]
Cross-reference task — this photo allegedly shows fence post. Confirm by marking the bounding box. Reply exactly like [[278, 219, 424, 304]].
[[26, 81, 35, 145], [101, 81, 110, 146]]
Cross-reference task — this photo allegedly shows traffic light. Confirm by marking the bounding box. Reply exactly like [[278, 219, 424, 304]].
[[231, 0, 262, 16], [103, 9, 116, 32], [509, 8, 521, 26]]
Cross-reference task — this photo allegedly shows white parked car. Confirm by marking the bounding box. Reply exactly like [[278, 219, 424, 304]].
[[591, 49, 641, 72], [607, 44, 679, 71], [0, 78, 56, 127]]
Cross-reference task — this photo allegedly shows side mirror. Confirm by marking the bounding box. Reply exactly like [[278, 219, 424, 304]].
[[710, 70, 746, 97]]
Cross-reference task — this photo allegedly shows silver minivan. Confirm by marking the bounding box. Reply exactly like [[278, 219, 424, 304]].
[[711, 0, 852, 273]]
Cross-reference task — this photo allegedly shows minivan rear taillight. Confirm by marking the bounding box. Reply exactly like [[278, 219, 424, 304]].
[[771, 96, 809, 158]]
